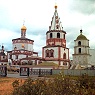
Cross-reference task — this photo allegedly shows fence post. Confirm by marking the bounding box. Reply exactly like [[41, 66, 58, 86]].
[[39, 69, 41, 76], [27, 68, 29, 77], [50, 69, 52, 75], [5, 66, 7, 77]]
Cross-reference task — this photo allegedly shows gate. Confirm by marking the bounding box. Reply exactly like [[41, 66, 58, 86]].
[[20, 67, 29, 76], [0, 65, 7, 77], [20, 67, 52, 76], [29, 69, 52, 76]]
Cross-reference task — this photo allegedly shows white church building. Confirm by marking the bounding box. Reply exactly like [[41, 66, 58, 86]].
[[72, 29, 95, 69], [1, 4, 95, 69], [42, 5, 70, 67], [7, 25, 42, 65]]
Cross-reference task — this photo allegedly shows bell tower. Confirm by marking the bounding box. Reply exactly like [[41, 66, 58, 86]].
[[42, 5, 70, 67], [72, 29, 91, 66]]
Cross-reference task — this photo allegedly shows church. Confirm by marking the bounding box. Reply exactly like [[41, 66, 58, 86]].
[[7, 25, 42, 65], [42, 5, 70, 67], [5, 4, 70, 68], [0, 4, 95, 69], [71, 29, 95, 69]]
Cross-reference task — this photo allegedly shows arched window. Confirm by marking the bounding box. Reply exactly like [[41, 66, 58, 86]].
[[46, 50, 49, 57], [9, 54, 12, 59], [26, 55, 28, 58], [57, 33, 60, 38], [78, 41, 81, 46], [63, 62, 67, 65], [63, 34, 65, 39], [50, 33, 52, 38], [15, 55, 18, 59], [63, 53, 66, 59], [50, 49, 54, 57], [79, 48, 81, 53]]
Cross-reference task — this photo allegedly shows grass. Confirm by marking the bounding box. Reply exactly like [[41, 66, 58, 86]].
[[0, 75, 95, 95], [44, 74, 95, 80]]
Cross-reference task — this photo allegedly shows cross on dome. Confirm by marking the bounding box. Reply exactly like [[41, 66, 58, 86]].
[[49, 4, 63, 31], [21, 20, 27, 30], [80, 29, 83, 34]]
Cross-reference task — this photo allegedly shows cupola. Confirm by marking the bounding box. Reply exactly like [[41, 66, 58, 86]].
[[21, 25, 27, 30], [76, 29, 87, 40]]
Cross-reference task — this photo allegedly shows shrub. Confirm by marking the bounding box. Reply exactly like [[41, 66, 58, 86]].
[[12, 74, 95, 95]]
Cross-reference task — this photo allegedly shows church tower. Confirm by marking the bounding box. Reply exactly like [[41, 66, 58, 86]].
[[72, 29, 91, 66], [42, 5, 70, 67]]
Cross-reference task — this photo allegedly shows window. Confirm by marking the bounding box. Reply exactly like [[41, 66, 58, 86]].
[[57, 33, 60, 38], [63, 53, 66, 59], [26, 55, 28, 58], [50, 49, 54, 57], [9, 54, 12, 59], [46, 49, 54, 57], [50, 33, 52, 38], [46, 50, 49, 57], [63, 62, 67, 65], [56, 25, 59, 29], [78, 41, 81, 46], [15, 55, 18, 59], [63, 34, 65, 39], [79, 48, 81, 53]]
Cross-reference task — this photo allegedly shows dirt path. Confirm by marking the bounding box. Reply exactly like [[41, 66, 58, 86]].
[[0, 77, 25, 95]]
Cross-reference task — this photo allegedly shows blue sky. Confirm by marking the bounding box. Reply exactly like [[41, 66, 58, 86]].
[[0, 0, 95, 59]]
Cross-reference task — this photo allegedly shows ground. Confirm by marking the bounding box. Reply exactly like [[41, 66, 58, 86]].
[[0, 77, 25, 95]]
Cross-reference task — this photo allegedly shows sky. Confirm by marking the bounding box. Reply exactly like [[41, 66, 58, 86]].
[[0, 0, 95, 59]]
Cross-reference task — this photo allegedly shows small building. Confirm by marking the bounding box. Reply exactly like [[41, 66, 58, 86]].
[[72, 29, 95, 69], [0, 45, 8, 65]]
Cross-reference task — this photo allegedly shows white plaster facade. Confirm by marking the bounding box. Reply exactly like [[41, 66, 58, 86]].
[[72, 30, 91, 66], [13, 43, 33, 51], [7, 25, 42, 65], [43, 47, 58, 58], [89, 49, 95, 65], [42, 5, 70, 67]]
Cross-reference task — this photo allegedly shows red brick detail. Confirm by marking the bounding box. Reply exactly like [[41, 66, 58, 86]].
[[12, 40, 33, 44], [42, 47, 44, 58], [68, 48, 69, 60], [58, 47, 60, 65], [46, 38, 66, 47]]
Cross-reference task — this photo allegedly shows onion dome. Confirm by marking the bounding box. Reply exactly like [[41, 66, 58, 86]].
[[21, 25, 27, 30], [54, 4, 57, 9], [76, 29, 87, 40]]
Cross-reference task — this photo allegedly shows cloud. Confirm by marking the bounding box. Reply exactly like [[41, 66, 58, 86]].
[[0, 0, 95, 60], [70, 0, 95, 15]]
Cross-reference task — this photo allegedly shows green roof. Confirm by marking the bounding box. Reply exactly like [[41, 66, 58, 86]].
[[76, 34, 87, 40], [38, 62, 58, 66]]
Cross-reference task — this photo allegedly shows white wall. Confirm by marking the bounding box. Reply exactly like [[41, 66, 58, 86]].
[[89, 49, 95, 65], [73, 55, 90, 65], [75, 40, 89, 46], [33, 53, 38, 56], [43, 47, 58, 58], [12, 54, 26, 60], [61, 48, 69, 59], [13, 43, 33, 51]]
